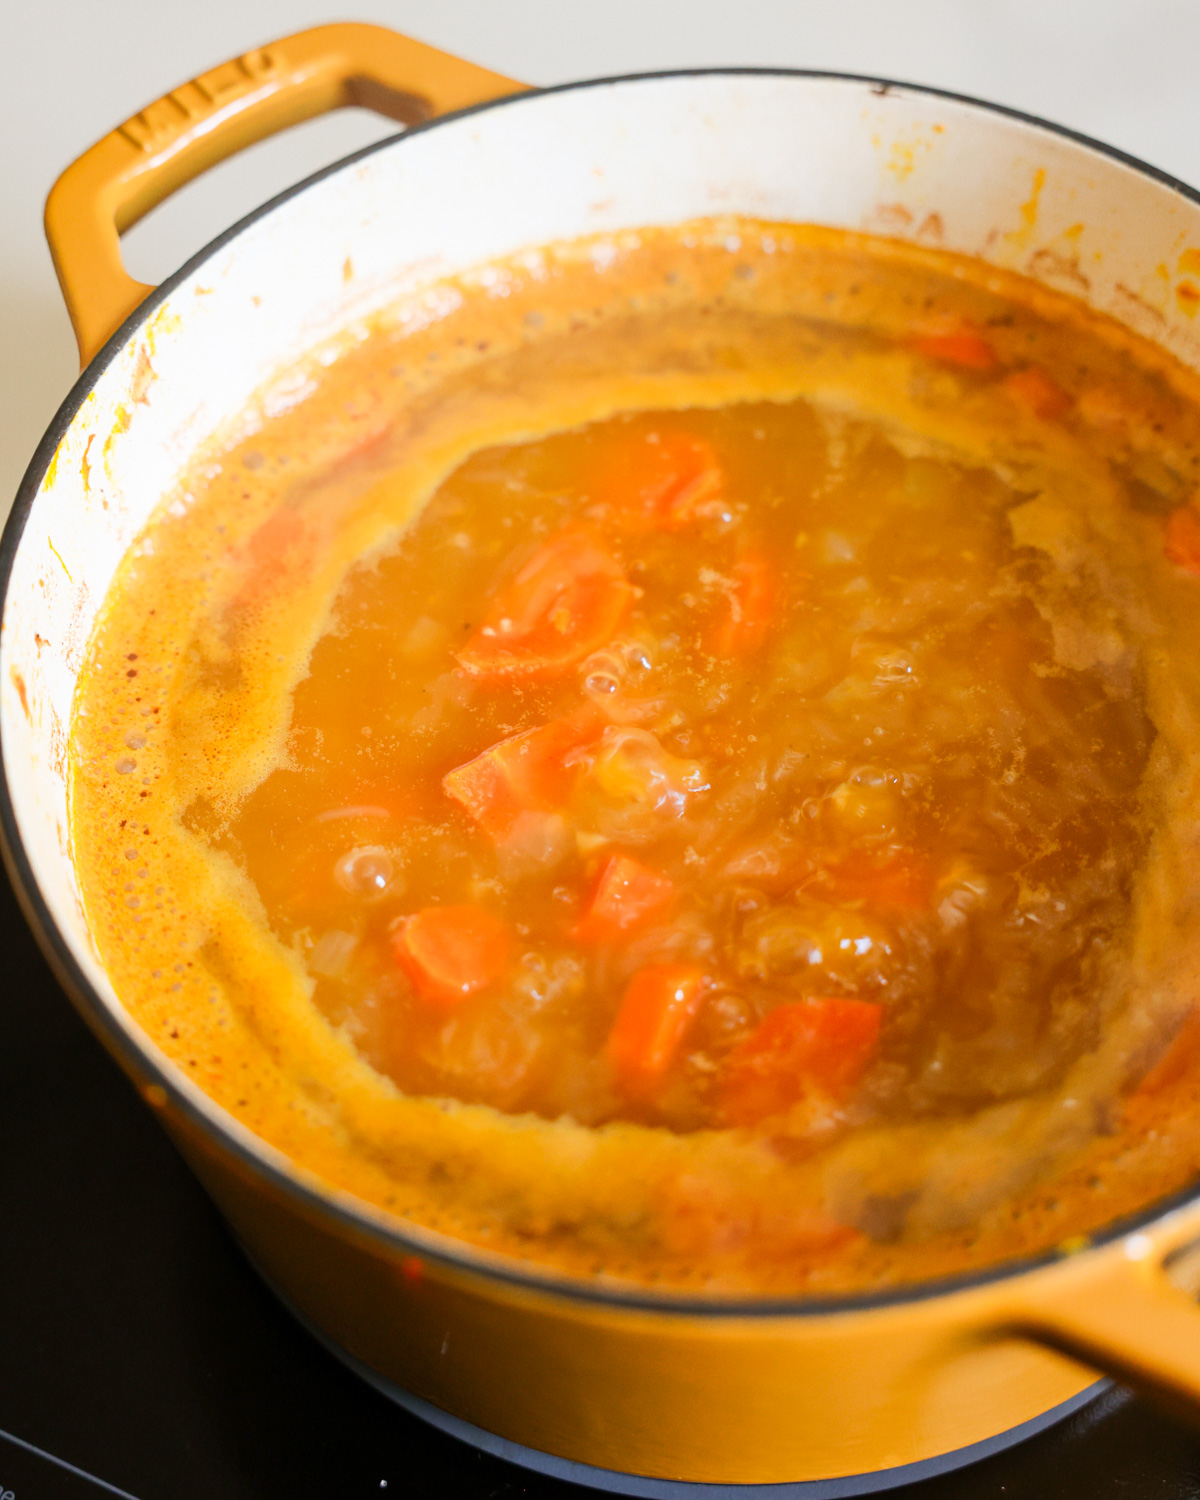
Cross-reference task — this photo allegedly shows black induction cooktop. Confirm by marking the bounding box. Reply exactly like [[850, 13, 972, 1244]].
[[3, 863, 1200, 1500]]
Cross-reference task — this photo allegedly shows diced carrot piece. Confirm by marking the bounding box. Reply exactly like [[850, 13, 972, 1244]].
[[607, 964, 707, 1090], [457, 526, 634, 679], [443, 732, 540, 840], [592, 429, 724, 529], [1003, 366, 1073, 420], [1133, 1008, 1200, 1097], [1165, 505, 1200, 574], [443, 716, 600, 840], [573, 853, 676, 943], [708, 551, 778, 657], [720, 998, 882, 1125], [910, 330, 998, 372], [393, 905, 509, 1008]]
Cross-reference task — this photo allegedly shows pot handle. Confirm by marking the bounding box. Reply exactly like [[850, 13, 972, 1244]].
[[44, 23, 527, 367], [1002, 1201, 1200, 1423]]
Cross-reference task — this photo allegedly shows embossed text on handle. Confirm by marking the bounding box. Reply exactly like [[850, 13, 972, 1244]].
[[118, 49, 280, 155]]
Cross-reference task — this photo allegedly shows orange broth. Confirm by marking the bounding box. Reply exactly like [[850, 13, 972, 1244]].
[[69, 219, 1200, 1293]]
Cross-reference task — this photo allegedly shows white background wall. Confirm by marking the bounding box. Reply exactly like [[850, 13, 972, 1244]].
[[4, 0, 1199, 516]]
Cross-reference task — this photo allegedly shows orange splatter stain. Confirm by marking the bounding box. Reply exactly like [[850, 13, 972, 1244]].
[[131, 346, 156, 406], [102, 405, 132, 474], [1176, 281, 1200, 318], [144, 302, 182, 354], [873, 203, 914, 230], [1020, 168, 1046, 231], [10, 668, 29, 722], [1028, 247, 1089, 293], [877, 123, 942, 183], [1179, 248, 1200, 276], [887, 141, 919, 181], [47, 538, 72, 583], [1113, 282, 1167, 327]]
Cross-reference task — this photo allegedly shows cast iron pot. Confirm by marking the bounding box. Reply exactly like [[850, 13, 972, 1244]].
[[8, 22, 1200, 1495]]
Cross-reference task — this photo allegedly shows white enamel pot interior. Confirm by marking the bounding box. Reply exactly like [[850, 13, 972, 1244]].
[[10, 69, 1200, 1491]]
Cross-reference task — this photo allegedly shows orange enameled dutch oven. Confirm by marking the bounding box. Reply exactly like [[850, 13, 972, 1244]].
[[8, 22, 1200, 1494]]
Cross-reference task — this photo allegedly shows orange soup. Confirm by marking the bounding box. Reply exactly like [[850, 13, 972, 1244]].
[[69, 219, 1200, 1293]]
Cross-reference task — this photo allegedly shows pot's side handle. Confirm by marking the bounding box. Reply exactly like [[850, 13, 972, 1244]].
[[1001, 1205, 1200, 1426], [44, 23, 528, 368]]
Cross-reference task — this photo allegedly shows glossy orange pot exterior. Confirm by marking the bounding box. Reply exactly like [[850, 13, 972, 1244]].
[[165, 1100, 1200, 1483]]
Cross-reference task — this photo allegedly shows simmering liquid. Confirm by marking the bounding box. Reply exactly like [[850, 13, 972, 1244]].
[[69, 220, 1200, 1292], [233, 402, 1152, 1134]]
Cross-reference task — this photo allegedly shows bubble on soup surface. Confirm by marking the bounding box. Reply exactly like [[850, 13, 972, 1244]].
[[334, 846, 396, 897], [512, 950, 585, 1011], [582, 650, 622, 698], [581, 639, 654, 706], [850, 637, 917, 687], [826, 766, 907, 843], [736, 902, 894, 986], [582, 727, 709, 816]]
